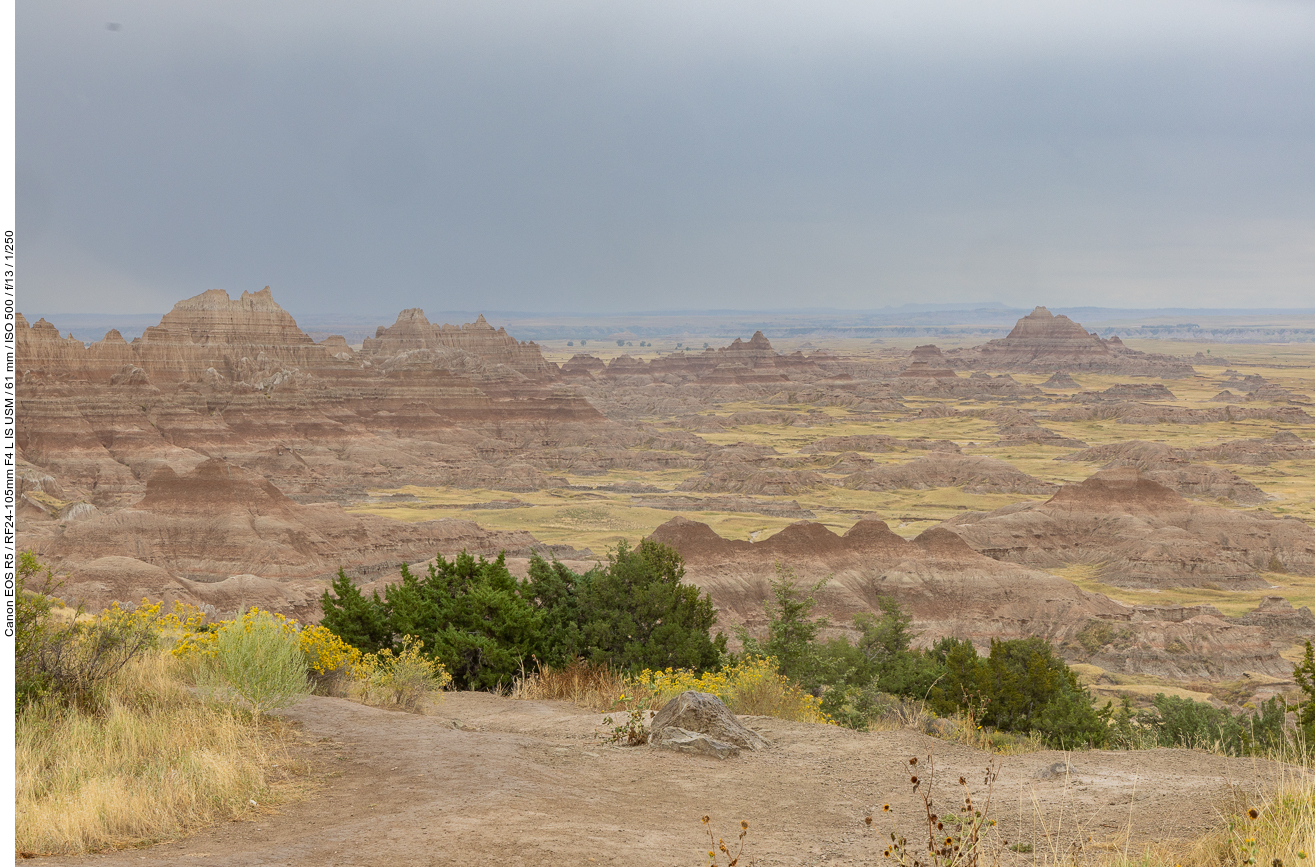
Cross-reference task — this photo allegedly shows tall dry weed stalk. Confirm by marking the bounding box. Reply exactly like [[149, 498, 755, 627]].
[[875, 754, 1001, 867]]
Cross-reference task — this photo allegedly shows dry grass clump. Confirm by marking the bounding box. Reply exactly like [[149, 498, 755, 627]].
[[15, 651, 295, 856], [512, 658, 627, 712], [1100, 767, 1315, 867]]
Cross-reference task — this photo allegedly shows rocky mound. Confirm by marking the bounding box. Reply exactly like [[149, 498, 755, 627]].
[[1217, 374, 1311, 403], [946, 307, 1195, 377], [842, 454, 1056, 495], [991, 423, 1087, 449], [1192, 432, 1315, 466], [898, 348, 957, 378], [1055, 440, 1269, 504], [944, 467, 1315, 588], [647, 516, 1295, 678], [1042, 371, 1081, 389], [1078, 383, 1178, 402]]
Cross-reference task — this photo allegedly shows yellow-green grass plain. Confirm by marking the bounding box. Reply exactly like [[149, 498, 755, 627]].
[[350, 342, 1315, 638]]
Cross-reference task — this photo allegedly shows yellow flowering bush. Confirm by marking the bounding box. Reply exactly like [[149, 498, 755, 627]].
[[95, 598, 165, 634], [298, 623, 361, 675], [201, 609, 309, 718], [626, 656, 833, 724], [169, 608, 363, 696], [356, 636, 452, 713]]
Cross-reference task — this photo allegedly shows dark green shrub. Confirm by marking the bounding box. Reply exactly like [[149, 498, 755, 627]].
[[319, 569, 392, 653], [1144, 694, 1288, 756], [388, 552, 544, 691], [577, 539, 726, 673], [321, 541, 726, 689], [524, 555, 588, 666], [926, 636, 1105, 748], [1294, 639, 1315, 743]]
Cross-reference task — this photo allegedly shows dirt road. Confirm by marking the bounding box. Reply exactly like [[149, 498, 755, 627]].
[[36, 692, 1288, 866]]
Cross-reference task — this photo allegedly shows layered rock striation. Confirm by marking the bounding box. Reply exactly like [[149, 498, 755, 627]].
[[29, 460, 564, 617], [648, 516, 1297, 678], [947, 307, 1195, 376]]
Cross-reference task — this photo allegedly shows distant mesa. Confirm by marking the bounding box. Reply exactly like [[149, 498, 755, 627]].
[[947, 306, 1196, 377], [898, 344, 957, 379], [560, 330, 827, 386], [362, 308, 552, 380]]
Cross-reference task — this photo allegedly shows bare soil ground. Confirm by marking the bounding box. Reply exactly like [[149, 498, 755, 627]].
[[35, 693, 1296, 867]]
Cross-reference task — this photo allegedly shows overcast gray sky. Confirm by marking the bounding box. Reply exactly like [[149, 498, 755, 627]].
[[19, 1, 1315, 317]]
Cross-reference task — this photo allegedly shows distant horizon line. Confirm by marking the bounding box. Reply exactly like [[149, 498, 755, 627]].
[[28, 304, 1315, 320]]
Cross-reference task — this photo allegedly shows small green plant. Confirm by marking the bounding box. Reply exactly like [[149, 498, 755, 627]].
[[599, 690, 649, 744], [701, 815, 750, 866], [203, 608, 310, 719], [1076, 620, 1114, 655], [600, 704, 649, 746]]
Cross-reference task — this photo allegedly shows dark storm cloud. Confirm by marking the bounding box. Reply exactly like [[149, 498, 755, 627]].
[[18, 1, 1315, 317]]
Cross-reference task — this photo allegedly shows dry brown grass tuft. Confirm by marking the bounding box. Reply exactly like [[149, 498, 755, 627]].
[[1103, 766, 1315, 867], [15, 650, 298, 856], [511, 658, 627, 712]]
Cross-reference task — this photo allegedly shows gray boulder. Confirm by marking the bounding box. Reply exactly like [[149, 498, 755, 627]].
[[648, 691, 768, 759], [649, 726, 742, 759]]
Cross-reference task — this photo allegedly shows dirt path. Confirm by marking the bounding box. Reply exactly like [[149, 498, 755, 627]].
[[36, 693, 1293, 867]]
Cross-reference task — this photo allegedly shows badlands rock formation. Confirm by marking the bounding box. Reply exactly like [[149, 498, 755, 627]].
[[945, 467, 1315, 588], [362, 309, 553, 380], [26, 459, 566, 617], [1193, 431, 1315, 466], [947, 307, 1196, 376], [1055, 441, 1269, 504], [841, 454, 1057, 495], [17, 288, 602, 508], [1041, 371, 1081, 389], [648, 516, 1296, 678], [17, 288, 614, 606]]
